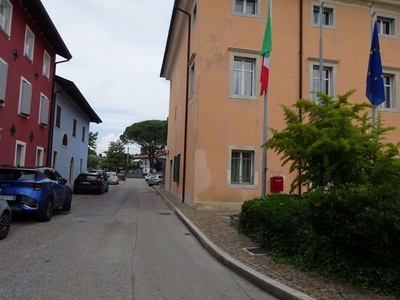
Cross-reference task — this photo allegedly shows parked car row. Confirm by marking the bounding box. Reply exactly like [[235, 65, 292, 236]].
[[0, 166, 130, 240], [0, 165, 73, 240]]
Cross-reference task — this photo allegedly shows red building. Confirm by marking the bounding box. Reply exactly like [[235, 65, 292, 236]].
[[0, 0, 71, 166]]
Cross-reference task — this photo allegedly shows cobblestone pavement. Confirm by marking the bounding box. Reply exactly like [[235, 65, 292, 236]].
[[155, 187, 398, 300]]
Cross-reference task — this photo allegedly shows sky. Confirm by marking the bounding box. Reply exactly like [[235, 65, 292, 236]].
[[40, 0, 175, 155]]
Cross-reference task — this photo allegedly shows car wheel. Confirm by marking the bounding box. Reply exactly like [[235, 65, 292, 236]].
[[62, 193, 72, 211], [0, 211, 11, 240], [38, 198, 53, 222]]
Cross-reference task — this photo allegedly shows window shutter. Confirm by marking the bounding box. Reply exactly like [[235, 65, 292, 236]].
[[20, 80, 32, 116], [173, 154, 180, 183], [0, 60, 8, 102], [39, 96, 49, 125]]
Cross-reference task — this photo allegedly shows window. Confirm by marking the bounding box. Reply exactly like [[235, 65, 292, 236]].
[[39, 94, 49, 125], [0, 58, 8, 103], [55, 105, 61, 128], [377, 14, 397, 37], [192, 3, 197, 27], [230, 49, 260, 100], [52, 151, 58, 169], [310, 61, 337, 102], [233, 0, 260, 17], [36, 147, 44, 166], [62, 134, 68, 147], [311, 2, 336, 28], [189, 62, 195, 101], [173, 154, 180, 183], [0, 0, 12, 36], [15, 140, 26, 167], [43, 51, 51, 78], [24, 26, 35, 61], [19, 77, 32, 116], [379, 72, 397, 110], [72, 119, 77, 137], [233, 58, 255, 96], [82, 126, 86, 142], [231, 150, 254, 184]]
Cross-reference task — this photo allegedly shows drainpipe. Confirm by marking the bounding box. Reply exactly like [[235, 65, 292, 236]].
[[47, 58, 70, 167], [176, 6, 191, 203], [298, 0, 304, 195]]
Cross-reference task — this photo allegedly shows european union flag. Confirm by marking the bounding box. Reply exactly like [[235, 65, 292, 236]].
[[366, 21, 385, 106]]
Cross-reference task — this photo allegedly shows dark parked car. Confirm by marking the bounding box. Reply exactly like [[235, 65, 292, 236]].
[[0, 192, 11, 239], [73, 170, 109, 194], [0, 166, 72, 222]]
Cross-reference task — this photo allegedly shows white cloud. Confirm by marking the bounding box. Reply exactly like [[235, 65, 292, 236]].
[[41, 0, 174, 155]]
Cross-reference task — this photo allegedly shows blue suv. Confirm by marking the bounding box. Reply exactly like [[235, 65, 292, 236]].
[[0, 166, 72, 222]]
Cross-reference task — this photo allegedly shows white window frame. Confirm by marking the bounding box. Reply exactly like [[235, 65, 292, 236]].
[[310, 2, 336, 29], [229, 48, 260, 100], [24, 26, 35, 61], [309, 60, 337, 102], [18, 77, 32, 117], [227, 145, 258, 189], [0, 0, 12, 37], [376, 13, 398, 38], [14, 140, 26, 167], [36, 146, 44, 167], [43, 50, 51, 78], [0, 57, 8, 104], [232, 0, 261, 18], [39, 93, 49, 125], [378, 70, 398, 111]]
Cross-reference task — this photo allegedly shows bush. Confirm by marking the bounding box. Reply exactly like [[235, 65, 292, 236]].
[[238, 187, 400, 296], [238, 194, 308, 256]]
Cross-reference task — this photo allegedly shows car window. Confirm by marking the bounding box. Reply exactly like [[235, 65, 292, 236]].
[[0, 169, 36, 180], [43, 169, 56, 180]]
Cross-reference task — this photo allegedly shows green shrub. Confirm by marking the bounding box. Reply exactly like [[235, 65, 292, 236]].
[[238, 194, 308, 256]]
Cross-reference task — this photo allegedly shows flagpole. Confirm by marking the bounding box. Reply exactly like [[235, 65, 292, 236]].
[[319, 0, 324, 94], [261, 0, 272, 198], [369, 2, 376, 129]]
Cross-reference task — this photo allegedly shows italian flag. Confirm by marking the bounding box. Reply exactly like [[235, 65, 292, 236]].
[[260, 1, 272, 96]]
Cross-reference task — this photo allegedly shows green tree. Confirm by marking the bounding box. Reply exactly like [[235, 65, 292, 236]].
[[88, 131, 98, 156], [120, 120, 167, 171], [100, 140, 129, 171], [265, 91, 399, 193], [87, 131, 99, 169]]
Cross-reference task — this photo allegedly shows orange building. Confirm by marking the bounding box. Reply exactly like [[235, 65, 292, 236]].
[[160, 0, 400, 208]]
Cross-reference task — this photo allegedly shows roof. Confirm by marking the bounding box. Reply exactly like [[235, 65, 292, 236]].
[[160, 0, 181, 78], [55, 76, 102, 124], [20, 0, 72, 60]]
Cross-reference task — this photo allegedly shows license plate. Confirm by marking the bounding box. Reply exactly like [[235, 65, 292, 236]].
[[81, 182, 90, 185], [2, 195, 16, 201]]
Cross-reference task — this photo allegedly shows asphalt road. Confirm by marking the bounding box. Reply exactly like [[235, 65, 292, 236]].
[[0, 178, 277, 300]]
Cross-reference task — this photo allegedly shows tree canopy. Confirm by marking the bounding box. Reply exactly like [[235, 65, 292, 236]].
[[120, 120, 167, 170], [265, 91, 400, 193]]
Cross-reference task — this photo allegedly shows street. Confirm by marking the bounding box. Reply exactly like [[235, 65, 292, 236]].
[[0, 178, 277, 300]]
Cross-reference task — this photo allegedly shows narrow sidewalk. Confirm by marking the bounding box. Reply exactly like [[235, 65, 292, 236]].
[[155, 187, 397, 300]]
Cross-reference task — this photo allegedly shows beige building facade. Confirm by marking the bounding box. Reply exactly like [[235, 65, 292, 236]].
[[160, 0, 400, 208]]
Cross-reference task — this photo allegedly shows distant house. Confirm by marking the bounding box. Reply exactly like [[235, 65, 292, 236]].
[[133, 149, 167, 175], [51, 76, 102, 182], [0, 0, 72, 166]]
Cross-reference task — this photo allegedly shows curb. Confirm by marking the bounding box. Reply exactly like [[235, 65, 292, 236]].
[[156, 189, 316, 300]]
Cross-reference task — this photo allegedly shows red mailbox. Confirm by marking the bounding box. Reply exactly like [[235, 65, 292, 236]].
[[270, 175, 284, 193]]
